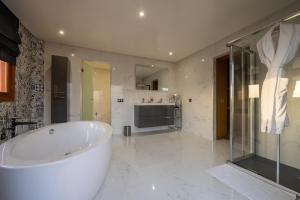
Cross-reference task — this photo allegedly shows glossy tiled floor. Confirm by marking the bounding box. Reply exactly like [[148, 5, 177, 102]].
[[95, 131, 249, 200]]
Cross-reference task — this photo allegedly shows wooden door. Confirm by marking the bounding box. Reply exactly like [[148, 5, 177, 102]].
[[216, 55, 230, 140]]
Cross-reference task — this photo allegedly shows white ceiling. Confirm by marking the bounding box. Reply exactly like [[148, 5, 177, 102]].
[[3, 0, 295, 62]]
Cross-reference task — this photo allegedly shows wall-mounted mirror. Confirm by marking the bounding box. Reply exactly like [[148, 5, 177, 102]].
[[135, 64, 173, 91]]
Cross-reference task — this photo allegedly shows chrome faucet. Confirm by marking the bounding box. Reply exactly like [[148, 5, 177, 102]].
[[157, 98, 163, 103]]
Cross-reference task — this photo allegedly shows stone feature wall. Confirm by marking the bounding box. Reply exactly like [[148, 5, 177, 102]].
[[0, 23, 44, 135]]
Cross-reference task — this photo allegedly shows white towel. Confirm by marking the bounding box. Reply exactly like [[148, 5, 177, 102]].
[[257, 23, 300, 134]]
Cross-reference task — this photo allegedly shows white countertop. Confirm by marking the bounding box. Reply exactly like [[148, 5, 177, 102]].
[[135, 103, 175, 106]]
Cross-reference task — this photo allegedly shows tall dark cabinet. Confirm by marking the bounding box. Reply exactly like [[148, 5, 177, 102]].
[[51, 55, 70, 123]]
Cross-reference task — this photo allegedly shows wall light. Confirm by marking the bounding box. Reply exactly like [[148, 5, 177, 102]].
[[248, 84, 259, 98], [139, 11, 145, 17], [151, 184, 156, 191], [59, 30, 65, 35], [293, 81, 300, 97]]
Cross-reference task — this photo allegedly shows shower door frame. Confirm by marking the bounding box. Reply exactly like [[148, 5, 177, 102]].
[[228, 44, 287, 190], [229, 44, 256, 163]]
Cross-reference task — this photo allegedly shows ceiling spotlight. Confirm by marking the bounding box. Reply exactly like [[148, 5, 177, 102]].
[[152, 184, 156, 191], [59, 30, 65, 35], [151, 64, 155, 67], [71, 53, 75, 57], [139, 11, 145, 17], [201, 58, 205, 62], [169, 52, 173, 56]]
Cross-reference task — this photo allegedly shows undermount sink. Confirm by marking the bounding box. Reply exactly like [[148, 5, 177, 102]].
[[134, 102, 175, 106]]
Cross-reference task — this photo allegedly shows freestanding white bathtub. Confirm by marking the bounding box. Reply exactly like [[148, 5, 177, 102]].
[[0, 121, 112, 200]]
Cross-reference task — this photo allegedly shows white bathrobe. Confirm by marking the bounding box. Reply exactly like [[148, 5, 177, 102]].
[[257, 23, 300, 134]]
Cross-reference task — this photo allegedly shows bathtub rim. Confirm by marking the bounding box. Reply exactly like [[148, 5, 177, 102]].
[[0, 121, 112, 169]]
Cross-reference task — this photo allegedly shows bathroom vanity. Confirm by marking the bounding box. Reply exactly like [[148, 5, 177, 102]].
[[134, 103, 175, 128]]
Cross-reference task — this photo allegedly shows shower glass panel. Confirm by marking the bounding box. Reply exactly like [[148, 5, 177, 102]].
[[230, 46, 255, 162], [278, 47, 300, 192], [231, 44, 278, 183], [229, 16, 300, 194], [81, 61, 111, 124]]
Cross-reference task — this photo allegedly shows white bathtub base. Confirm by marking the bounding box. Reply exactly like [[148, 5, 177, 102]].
[[0, 121, 112, 200]]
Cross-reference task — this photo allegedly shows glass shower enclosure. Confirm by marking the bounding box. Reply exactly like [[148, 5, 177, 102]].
[[228, 14, 300, 194]]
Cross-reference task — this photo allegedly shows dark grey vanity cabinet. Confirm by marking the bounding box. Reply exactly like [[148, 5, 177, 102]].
[[134, 105, 175, 128]]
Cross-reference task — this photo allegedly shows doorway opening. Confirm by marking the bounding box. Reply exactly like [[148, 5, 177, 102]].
[[215, 54, 230, 140], [81, 61, 111, 124]]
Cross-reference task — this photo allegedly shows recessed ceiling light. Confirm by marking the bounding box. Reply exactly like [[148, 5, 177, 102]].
[[201, 58, 205, 62], [169, 52, 173, 56], [59, 30, 65, 35], [152, 184, 156, 191], [151, 64, 155, 67], [71, 53, 75, 57], [139, 11, 145, 17]]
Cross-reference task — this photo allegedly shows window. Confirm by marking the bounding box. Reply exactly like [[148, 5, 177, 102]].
[[0, 61, 8, 92], [0, 60, 15, 102]]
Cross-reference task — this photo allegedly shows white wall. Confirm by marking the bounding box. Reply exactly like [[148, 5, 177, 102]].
[[173, 1, 300, 140], [44, 43, 175, 134], [175, 48, 216, 140]]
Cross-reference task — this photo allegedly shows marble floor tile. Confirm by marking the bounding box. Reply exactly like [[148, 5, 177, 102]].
[[94, 131, 249, 200]]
